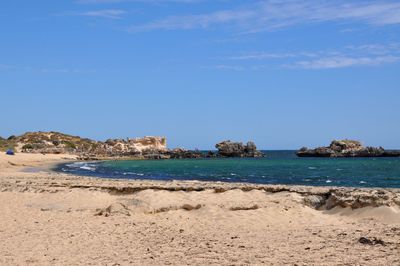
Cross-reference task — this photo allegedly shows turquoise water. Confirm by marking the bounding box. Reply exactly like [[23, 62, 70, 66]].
[[57, 151, 400, 188]]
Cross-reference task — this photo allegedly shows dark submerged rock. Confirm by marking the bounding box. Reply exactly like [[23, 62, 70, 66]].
[[167, 148, 205, 159]]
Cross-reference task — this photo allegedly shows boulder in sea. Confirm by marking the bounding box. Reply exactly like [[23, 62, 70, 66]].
[[296, 140, 400, 158], [215, 140, 264, 158]]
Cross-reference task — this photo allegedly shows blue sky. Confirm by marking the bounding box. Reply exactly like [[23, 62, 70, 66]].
[[1, 0, 400, 149]]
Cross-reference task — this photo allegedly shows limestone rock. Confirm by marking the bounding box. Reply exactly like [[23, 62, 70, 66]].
[[12, 131, 167, 158], [95, 203, 131, 217], [303, 195, 326, 209], [167, 148, 204, 159], [358, 237, 385, 246], [215, 140, 264, 158], [297, 140, 400, 158]]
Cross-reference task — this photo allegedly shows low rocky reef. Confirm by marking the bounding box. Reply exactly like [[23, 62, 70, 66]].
[[1, 131, 264, 160], [116, 140, 264, 159], [297, 140, 400, 158]]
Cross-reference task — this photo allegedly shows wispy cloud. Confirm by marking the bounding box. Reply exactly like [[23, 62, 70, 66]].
[[128, 0, 400, 32], [227, 52, 319, 60], [0, 64, 98, 74], [288, 43, 400, 69], [0, 64, 15, 70], [75, 9, 126, 19], [128, 9, 255, 32], [287, 55, 400, 69], [129, 9, 255, 32], [211, 64, 244, 71], [221, 43, 400, 70], [76, 0, 125, 3], [76, 0, 202, 4]]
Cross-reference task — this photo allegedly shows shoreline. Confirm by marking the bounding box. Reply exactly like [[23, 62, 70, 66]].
[[2, 153, 400, 210], [54, 156, 400, 190], [6, 153, 400, 199], [1, 153, 400, 265]]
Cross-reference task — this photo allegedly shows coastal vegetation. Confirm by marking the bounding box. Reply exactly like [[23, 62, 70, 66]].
[[0, 136, 16, 152]]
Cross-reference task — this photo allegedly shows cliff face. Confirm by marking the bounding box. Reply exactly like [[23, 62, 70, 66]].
[[105, 137, 167, 154], [297, 140, 400, 158], [6, 132, 167, 158]]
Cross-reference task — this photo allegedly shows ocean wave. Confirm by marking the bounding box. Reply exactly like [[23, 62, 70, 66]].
[[65, 162, 97, 171], [80, 165, 96, 171], [123, 172, 144, 176]]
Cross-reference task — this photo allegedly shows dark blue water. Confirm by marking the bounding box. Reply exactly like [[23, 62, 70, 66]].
[[56, 151, 400, 188]]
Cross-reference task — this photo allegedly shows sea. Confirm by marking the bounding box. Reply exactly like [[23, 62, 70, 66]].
[[56, 151, 400, 188]]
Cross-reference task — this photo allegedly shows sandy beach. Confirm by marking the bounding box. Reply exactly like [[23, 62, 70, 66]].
[[0, 153, 399, 265]]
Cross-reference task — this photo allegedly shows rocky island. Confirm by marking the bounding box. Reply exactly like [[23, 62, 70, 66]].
[[297, 140, 400, 157], [215, 140, 264, 158]]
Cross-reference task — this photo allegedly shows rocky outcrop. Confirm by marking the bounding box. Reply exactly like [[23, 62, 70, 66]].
[[297, 140, 400, 158], [166, 148, 205, 159], [15, 132, 99, 155], [215, 140, 264, 158], [302, 188, 400, 210], [101, 137, 167, 157], [9, 131, 167, 158], [4, 131, 266, 160], [105, 136, 166, 154], [95, 203, 131, 217]]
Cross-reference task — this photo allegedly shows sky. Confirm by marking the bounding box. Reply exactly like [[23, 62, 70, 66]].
[[1, 0, 400, 149]]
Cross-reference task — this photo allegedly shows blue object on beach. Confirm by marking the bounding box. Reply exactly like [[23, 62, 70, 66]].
[[6, 149, 15, 155]]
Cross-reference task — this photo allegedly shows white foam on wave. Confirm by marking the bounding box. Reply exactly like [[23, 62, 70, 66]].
[[65, 162, 97, 171], [66, 162, 82, 168], [308, 167, 317, 170], [123, 172, 144, 176], [80, 165, 96, 171], [326, 179, 332, 183]]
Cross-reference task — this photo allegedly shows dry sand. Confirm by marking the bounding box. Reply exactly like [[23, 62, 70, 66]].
[[0, 153, 399, 265]]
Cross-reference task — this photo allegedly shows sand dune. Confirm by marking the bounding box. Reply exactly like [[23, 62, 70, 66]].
[[0, 153, 399, 265]]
